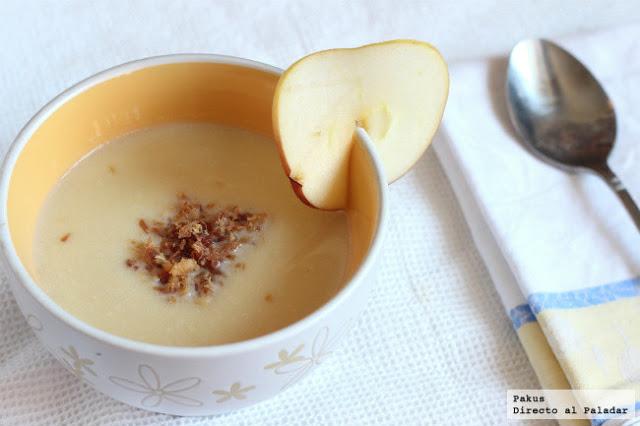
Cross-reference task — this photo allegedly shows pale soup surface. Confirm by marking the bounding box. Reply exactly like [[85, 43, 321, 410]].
[[33, 123, 349, 346]]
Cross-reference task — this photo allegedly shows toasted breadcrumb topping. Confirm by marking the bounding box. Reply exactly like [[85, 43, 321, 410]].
[[126, 194, 266, 301]]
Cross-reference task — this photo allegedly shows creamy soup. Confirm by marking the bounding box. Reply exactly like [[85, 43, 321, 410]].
[[33, 123, 349, 346]]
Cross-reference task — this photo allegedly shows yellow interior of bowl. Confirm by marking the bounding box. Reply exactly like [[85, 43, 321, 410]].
[[7, 60, 380, 285]]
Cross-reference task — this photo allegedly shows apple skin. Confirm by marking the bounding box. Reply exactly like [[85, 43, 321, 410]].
[[273, 39, 449, 210], [288, 178, 315, 209], [274, 129, 324, 209]]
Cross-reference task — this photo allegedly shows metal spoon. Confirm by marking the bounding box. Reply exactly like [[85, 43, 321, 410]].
[[505, 38, 640, 231]]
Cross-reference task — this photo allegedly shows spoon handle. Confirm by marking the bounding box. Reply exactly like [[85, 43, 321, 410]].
[[597, 164, 640, 232]]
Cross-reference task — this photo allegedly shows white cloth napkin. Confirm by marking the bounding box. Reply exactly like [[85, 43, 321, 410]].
[[435, 21, 640, 408]]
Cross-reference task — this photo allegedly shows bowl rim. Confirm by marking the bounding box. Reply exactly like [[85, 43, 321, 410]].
[[0, 53, 389, 358]]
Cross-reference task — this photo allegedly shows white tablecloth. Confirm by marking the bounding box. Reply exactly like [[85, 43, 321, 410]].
[[1, 1, 638, 424]]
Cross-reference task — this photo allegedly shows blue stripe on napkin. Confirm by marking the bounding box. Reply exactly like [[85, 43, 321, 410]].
[[509, 304, 537, 329], [528, 277, 640, 315], [508, 276, 640, 330]]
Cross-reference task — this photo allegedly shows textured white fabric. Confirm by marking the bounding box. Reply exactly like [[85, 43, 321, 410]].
[[1, 1, 638, 424]]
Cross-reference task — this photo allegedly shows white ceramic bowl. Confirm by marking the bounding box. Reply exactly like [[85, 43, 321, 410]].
[[0, 55, 387, 415]]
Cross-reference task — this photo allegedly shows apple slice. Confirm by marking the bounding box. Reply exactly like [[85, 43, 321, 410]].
[[273, 39, 449, 210]]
